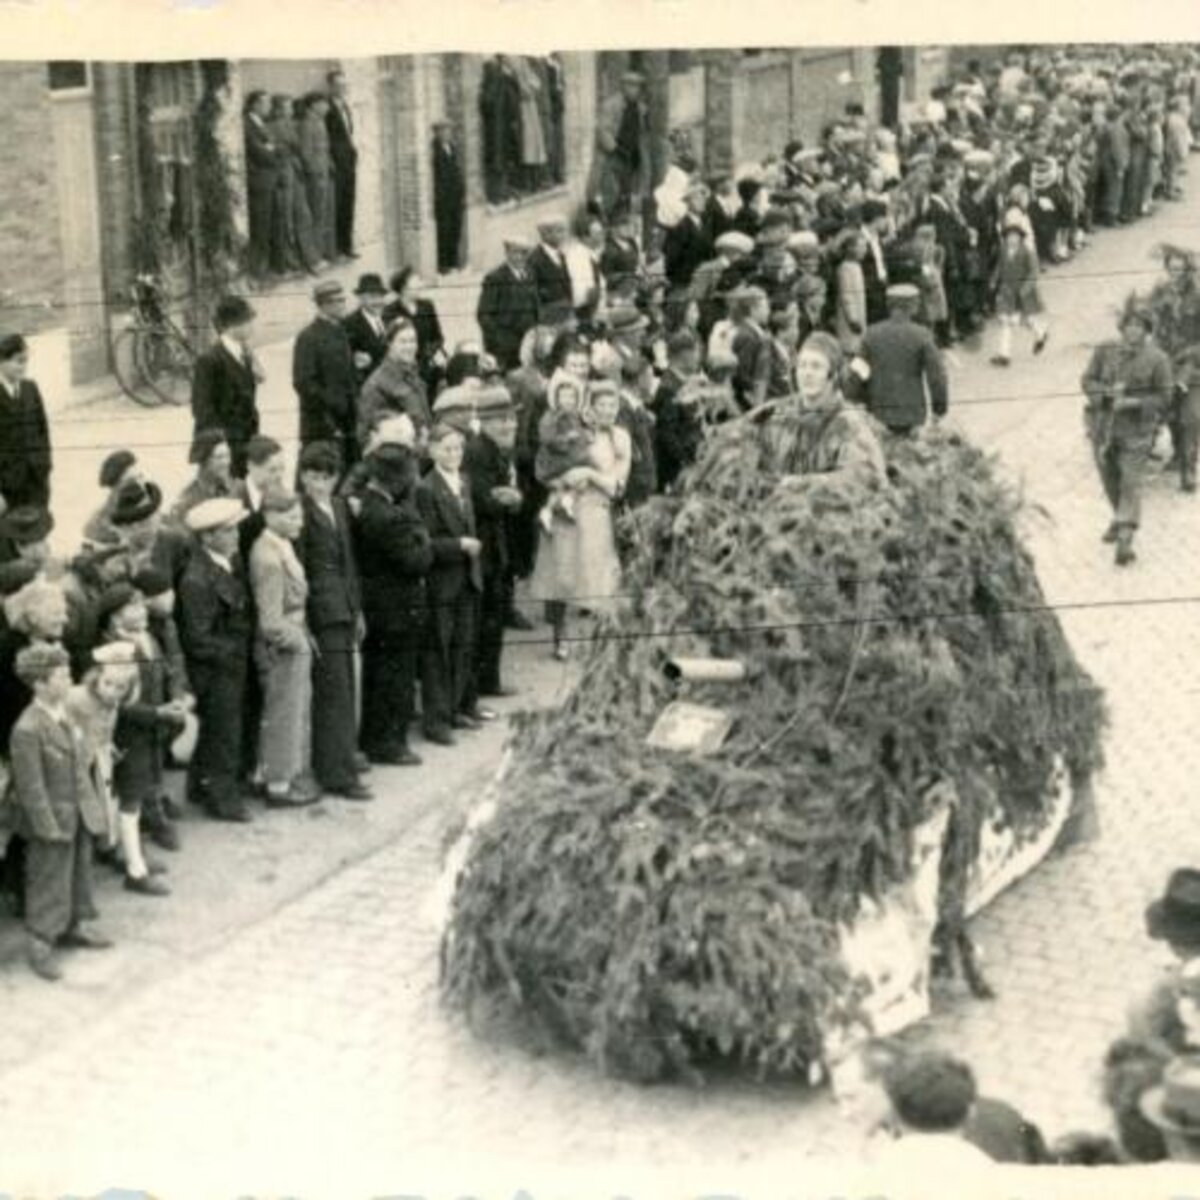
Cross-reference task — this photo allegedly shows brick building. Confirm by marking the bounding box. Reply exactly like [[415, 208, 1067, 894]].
[[0, 47, 948, 400]]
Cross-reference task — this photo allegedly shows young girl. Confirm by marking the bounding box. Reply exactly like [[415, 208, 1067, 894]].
[[912, 224, 950, 345], [991, 222, 1049, 366], [535, 371, 595, 531]]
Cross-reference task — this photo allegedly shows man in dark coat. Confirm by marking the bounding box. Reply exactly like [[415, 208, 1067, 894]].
[[432, 120, 466, 274], [243, 90, 281, 281], [0, 333, 52, 512], [176, 498, 254, 823], [859, 199, 892, 326], [342, 273, 390, 388], [848, 284, 948, 434], [293, 281, 359, 471], [462, 388, 522, 702], [528, 216, 574, 319], [355, 444, 432, 766], [479, 56, 523, 204], [477, 237, 540, 372], [325, 69, 358, 259], [416, 417, 484, 744], [191, 296, 262, 478], [663, 180, 714, 291], [297, 441, 371, 798]]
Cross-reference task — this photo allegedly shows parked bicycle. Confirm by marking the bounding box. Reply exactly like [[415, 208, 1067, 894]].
[[112, 274, 196, 407]]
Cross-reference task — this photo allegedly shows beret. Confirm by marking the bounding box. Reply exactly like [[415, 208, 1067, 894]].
[[14, 641, 70, 683], [99, 450, 137, 489]]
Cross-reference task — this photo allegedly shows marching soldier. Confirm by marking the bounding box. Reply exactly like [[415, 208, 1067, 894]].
[[1081, 307, 1174, 566]]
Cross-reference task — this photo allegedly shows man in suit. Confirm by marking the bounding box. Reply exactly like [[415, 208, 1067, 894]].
[[0, 333, 52, 513], [243, 89, 281, 281], [477, 237, 540, 372], [463, 388, 522, 704], [663, 180, 713, 291], [342, 273, 390, 388], [176, 498, 254, 823], [356, 443, 432, 766], [848, 284, 948, 434], [432, 119, 466, 274], [191, 297, 262, 478], [293, 281, 360, 471], [528, 216, 574, 320], [654, 330, 706, 492], [297, 441, 371, 799], [11, 641, 112, 981], [325, 69, 358, 259], [416, 421, 483, 745]]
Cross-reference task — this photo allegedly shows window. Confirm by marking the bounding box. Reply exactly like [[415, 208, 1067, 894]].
[[47, 61, 89, 92], [479, 54, 567, 205]]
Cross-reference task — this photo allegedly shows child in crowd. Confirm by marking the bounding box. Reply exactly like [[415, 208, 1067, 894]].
[[913, 224, 950, 343], [11, 641, 112, 981], [97, 585, 175, 895], [991, 222, 1050, 366], [535, 372, 596, 531]]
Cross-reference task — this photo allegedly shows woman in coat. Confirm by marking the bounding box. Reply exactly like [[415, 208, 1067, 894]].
[[383, 268, 447, 397], [358, 318, 434, 448], [298, 93, 337, 264], [834, 229, 869, 354], [248, 489, 316, 807]]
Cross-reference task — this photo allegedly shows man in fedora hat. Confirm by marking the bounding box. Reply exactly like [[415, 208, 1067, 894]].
[[176, 497, 254, 823], [343, 274, 390, 387], [477, 237, 540, 372], [191, 296, 262, 479], [356, 443, 432, 767], [847, 283, 949, 435], [294, 281, 360, 471], [1081, 305, 1174, 565]]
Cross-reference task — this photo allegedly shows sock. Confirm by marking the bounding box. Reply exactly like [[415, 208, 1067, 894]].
[[118, 811, 148, 880]]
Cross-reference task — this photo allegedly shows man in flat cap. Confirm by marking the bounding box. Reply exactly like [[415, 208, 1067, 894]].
[[191, 296, 263, 478], [477, 238, 540, 373], [1081, 306, 1174, 566], [293, 281, 360, 472], [847, 283, 948, 435], [11, 640, 111, 980], [588, 69, 649, 220], [0, 333, 52, 515], [176, 498, 254, 822], [462, 387, 523, 705]]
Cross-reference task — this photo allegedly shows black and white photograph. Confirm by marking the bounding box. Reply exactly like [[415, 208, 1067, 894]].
[[2, 2, 1200, 1194]]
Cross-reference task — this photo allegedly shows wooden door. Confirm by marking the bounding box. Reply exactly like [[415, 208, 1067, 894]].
[[49, 64, 107, 383]]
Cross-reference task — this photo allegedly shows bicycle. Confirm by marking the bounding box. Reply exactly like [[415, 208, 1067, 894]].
[[112, 274, 197, 407]]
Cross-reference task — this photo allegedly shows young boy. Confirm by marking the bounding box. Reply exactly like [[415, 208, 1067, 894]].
[[11, 641, 112, 980]]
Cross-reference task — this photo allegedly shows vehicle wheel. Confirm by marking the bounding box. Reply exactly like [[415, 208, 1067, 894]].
[[137, 326, 194, 406], [112, 327, 162, 408]]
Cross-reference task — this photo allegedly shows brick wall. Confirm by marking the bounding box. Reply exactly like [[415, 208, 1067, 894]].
[[0, 65, 66, 339]]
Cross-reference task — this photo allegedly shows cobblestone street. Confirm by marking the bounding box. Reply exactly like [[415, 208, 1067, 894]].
[[2, 174, 1200, 1198]]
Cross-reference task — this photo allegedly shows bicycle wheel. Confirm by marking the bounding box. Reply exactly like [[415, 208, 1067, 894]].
[[137, 326, 195, 407], [111, 326, 163, 408]]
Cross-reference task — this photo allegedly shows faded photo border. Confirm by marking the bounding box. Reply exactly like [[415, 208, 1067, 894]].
[[1, 0, 1199, 1197]]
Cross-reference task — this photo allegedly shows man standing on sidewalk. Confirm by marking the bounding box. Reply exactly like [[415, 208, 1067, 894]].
[[1081, 307, 1174, 566], [325, 70, 358, 261], [294, 282, 359, 472]]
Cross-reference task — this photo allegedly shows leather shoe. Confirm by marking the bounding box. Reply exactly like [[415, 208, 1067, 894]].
[[142, 817, 181, 852], [210, 802, 253, 823], [59, 926, 114, 950], [354, 752, 373, 774], [28, 940, 61, 981], [479, 686, 519, 699], [424, 726, 456, 747], [266, 786, 320, 809], [125, 873, 171, 897], [466, 706, 497, 722], [452, 715, 482, 731], [505, 610, 535, 631], [328, 782, 374, 801]]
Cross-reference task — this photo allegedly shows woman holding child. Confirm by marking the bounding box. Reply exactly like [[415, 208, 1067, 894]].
[[528, 374, 631, 660]]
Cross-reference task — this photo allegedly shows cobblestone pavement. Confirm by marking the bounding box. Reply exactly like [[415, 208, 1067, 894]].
[[4, 184, 1200, 1196]]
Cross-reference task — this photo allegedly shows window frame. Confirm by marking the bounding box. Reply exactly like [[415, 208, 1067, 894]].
[[47, 61, 92, 98]]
